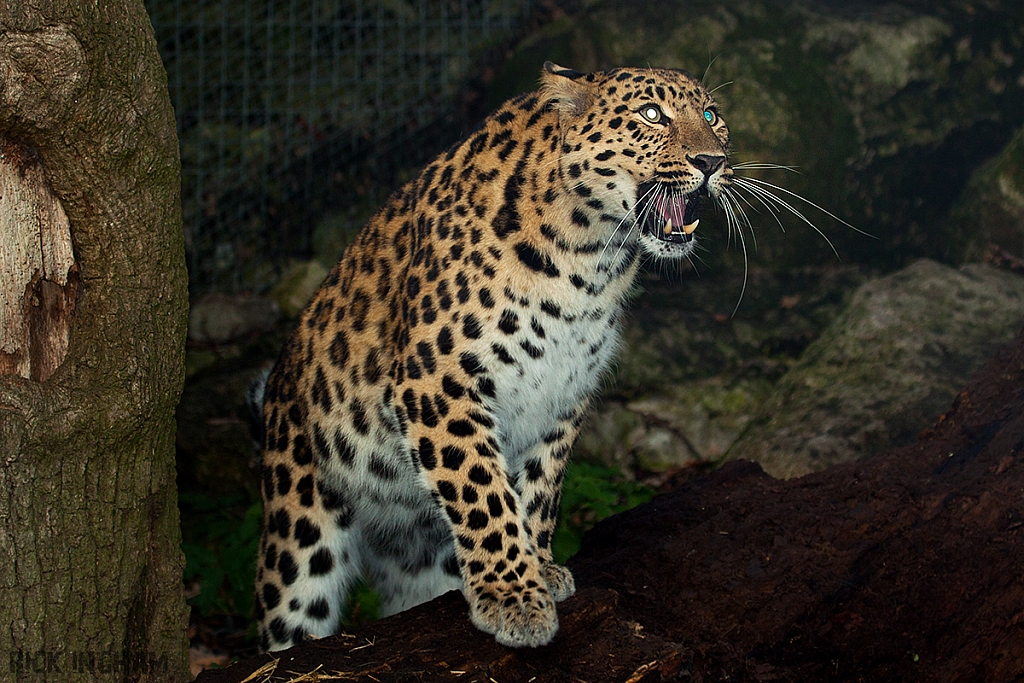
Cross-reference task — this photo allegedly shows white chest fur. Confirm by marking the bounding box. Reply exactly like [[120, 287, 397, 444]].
[[482, 295, 624, 472]]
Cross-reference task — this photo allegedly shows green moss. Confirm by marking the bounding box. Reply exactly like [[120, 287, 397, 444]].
[[551, 462, 654, 563], [311, 209, 370, 267], [719, 387, 755, 414], [270, 260, 329, 319], [341, 579, 382, 627]]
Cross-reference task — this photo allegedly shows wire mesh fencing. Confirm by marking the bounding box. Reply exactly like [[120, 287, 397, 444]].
[[147, 0, 538, 294]]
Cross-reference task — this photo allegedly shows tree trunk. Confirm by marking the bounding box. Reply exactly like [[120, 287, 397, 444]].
[[0, 2, 190, 682]]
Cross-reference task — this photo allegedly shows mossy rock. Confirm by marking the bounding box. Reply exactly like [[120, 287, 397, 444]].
[[270, 259, 330, 319], [575, 266, 866, 476], [724, 259, 1024, 478], [946, 124, 1024, 262]]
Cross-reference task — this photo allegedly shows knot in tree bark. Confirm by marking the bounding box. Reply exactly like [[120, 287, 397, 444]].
[[0, 26, 85, 128]]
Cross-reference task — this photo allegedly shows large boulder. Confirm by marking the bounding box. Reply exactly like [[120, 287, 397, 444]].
[[948, 124, 1024, 261], [188, 294, 280, 345], [725, 258, 1024, 478], [575, 266, 867, 479]]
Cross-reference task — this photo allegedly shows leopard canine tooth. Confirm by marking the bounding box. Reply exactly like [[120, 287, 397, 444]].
[[664, 218, 673, 235], [682, 219, 699, 235]]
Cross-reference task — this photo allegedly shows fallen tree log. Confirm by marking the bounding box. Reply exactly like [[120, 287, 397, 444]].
[[199, 329, 1024, 683]]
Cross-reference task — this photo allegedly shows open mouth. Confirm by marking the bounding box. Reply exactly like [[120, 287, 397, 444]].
[[638, 182, 705, 244]]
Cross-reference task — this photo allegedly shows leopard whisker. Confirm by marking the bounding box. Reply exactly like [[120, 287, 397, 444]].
[[731, 162, 800, 172], [599, 192, 645, 266], [719, 187, 749, 250], [688, 235, 711, 272], [731, 177, 841, 258], [614, 183, 660, 266], [722, 185, 759, 249], [564, 178, 592, 194], [633, 182, 666, 237], [734, 175, 874, 238], [541, 157, 561, 171], [718, 189, 737, 247], [701, 52, 719, 87], [706, 80, 734, 95], [729, 181, 786, 233], [601, 181, 658, 267], [728, 187, 769, 255], [712, 187, 753, 315]]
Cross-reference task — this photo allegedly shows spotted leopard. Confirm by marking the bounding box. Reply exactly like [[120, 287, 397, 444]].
[[254, 62, 732, 651]]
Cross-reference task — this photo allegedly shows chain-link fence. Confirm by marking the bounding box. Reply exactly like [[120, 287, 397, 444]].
[[147, 0, 538, 294]]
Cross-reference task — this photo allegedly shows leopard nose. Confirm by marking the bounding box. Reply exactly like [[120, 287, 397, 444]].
[[687, 154, 726, 178]]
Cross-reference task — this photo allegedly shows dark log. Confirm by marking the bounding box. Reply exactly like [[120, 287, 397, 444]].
[[199, 329, 1024, 683]]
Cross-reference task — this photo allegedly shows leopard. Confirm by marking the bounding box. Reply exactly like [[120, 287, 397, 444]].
[[253, 61, 733, 651]]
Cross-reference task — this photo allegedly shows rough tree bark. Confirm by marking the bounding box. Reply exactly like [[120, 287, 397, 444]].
[[0, 2, 190, 682]]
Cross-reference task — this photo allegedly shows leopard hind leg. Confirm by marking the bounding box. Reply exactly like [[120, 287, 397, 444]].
[[255, 477, 364, 652]]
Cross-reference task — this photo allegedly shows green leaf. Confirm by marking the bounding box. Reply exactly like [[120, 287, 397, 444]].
[[551, 462, 653, 564]]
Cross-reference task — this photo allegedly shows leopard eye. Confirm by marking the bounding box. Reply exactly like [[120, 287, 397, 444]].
[[704, 109, 718, 125], [639, 104, 663, 124]]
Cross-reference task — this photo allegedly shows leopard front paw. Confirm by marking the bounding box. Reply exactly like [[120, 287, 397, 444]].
[[542, 561, 575, 602], [468, 583, 558, 648]]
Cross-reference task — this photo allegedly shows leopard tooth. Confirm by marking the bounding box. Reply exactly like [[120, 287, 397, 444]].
[[664, 218, 673, 235], [682, 219, 699, 235]]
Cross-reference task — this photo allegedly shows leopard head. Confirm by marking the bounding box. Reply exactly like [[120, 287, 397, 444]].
[[540, 62, 732, 260]]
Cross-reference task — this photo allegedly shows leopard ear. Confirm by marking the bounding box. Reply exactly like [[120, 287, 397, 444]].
[[540, 61, 593, 119]]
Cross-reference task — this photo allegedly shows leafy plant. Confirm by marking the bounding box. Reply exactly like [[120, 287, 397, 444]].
[[180, 493, 261, 617], [551, 462, 654, 564], [341, 579, 381, 627]]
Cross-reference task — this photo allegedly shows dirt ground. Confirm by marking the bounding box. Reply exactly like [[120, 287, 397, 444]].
[[198, 329, 1024, 683]]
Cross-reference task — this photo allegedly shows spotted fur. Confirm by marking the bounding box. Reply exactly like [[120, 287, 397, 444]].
[[254, 62, 732, 650]]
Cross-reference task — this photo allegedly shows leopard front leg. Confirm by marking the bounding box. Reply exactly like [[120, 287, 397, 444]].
[[518, 400, 589, 603], [403, 385, 559, 648]]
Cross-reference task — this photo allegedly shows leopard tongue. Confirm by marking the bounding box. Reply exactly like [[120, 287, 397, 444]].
[[655, 194, 687, 226], [656, 195, 700, 236]]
